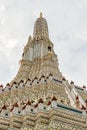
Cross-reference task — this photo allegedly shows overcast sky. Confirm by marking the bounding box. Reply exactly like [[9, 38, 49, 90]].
[[0, 0, 87, 88]]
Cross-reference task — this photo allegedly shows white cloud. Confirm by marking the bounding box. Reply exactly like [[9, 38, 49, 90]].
[[0, 0, 87, 88]]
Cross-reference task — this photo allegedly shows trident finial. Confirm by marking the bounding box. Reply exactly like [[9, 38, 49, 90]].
[[40, 12, 43, 18]]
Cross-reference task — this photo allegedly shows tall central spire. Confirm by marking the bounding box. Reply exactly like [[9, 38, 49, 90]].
[[33, 13, 49, 40], [11, 13, 62, 83]]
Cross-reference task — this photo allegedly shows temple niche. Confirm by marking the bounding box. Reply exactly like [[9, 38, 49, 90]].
[[0, 13, 87, 130]]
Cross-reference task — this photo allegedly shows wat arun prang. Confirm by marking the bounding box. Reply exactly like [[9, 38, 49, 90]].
[[0, 13, 87, 130]]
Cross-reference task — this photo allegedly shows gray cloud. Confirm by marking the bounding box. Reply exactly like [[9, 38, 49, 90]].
[[0, 0, 87, 88]]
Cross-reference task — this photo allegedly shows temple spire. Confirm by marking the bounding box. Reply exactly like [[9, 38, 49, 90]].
[[33, 13, 49, 40], [11, 13, 62, 83]]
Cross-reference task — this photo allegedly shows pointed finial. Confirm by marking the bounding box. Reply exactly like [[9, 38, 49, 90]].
[[40, 12, 43, 18]]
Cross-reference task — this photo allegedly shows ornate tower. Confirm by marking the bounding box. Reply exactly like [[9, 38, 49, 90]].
[[0, 13, 87, 130], [12, 13, 62, 83]]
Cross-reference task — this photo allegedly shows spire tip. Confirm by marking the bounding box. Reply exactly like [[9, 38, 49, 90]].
[[40, 12, 43, 18]]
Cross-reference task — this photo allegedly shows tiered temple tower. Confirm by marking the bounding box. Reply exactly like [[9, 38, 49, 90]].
[[12, 13, 62, 83], [0, 13, 87, 130]]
